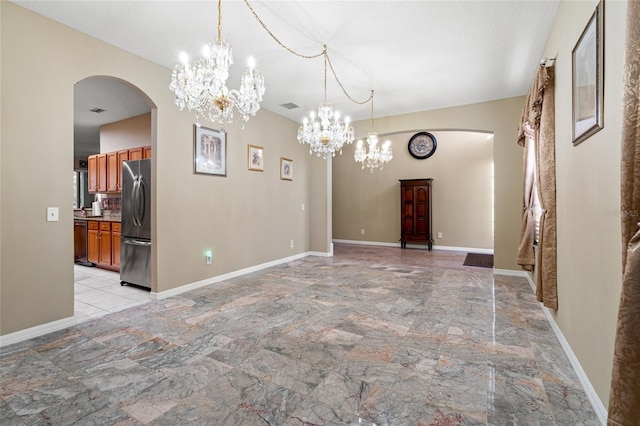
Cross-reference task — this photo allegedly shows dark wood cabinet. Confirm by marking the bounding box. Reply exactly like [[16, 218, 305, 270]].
[[88, 153, 107, 193], [400, 178, 433, 250]]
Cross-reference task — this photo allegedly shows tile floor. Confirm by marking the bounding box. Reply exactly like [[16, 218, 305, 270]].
[[74, 265, 150, 323], [1, 244, 599, 425]]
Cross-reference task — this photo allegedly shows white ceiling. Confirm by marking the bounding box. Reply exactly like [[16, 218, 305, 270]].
[[11, 0, 559, 157]]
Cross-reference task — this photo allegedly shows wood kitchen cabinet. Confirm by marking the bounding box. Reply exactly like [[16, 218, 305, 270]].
[[106, 150, 129, 192], [86, 220, 119, 271], [399, 179, 433, 250], [87, 221, 100, 263], [88, 146, 148, 194], [111, 223, 121, 268], [128, 147, 143, 160], [88, 153, 107, 193]]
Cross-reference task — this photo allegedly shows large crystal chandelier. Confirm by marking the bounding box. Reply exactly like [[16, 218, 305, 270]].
[[297, 47, 354, 159], [354, 91, 393, 172], [169, 0, 265, 127]]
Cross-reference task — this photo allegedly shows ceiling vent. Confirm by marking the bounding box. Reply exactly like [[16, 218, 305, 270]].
[[90, 107, 106, 113], [280, 103, 299, 110]]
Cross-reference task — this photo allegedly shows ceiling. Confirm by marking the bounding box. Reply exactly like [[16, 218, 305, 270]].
[[12, 0, 560, 158]]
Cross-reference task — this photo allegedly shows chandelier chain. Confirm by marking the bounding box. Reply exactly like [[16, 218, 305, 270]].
[[243, 0, 324, 59], [243, 0, 372, 107], [325, 51, 373, 106], [217, 0, 222, 40]]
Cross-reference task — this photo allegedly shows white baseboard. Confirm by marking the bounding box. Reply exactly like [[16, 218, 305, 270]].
[[332, 239, 494, 254], [151, 251, 316, 300], [0, 316, 77, 348], [494, 269, 607, 423]]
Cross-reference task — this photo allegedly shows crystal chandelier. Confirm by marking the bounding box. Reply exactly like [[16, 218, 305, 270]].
[[354, 91, 393, 171], [169, 0, 265, 128], [297, 47, 354, 159]]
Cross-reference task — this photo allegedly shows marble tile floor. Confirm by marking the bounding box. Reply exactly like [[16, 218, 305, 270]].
[[1, 244, 599, 425], [74, 265, 150, 323]]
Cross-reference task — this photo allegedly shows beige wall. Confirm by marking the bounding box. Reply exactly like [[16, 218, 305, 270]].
[[100, 112, 151, 153], [542, 0, 626, 409], [334, 131, 494, 250], [0, 2, 327, 335], [342, 97, 525, 269]]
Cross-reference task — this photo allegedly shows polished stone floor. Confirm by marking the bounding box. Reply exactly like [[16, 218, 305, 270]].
[[1, 244, 599, 425]]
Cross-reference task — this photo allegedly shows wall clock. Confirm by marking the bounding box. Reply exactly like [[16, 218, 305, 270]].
[[408, 132, 437, 159], [408, 132, 438, 160]]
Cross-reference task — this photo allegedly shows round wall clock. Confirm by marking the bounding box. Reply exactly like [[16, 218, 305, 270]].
[[408, 132, 437, 159]]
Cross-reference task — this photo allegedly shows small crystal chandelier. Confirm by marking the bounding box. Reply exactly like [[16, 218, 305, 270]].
[[169, 0, 265, 128], [297, 47, 354, 159], [354, 91, 393, 172]]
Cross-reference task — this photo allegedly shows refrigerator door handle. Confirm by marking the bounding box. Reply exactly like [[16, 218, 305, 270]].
[[132, 176, 142, 227], [124, 239, 151, 246], [137, 176, 146, 226]]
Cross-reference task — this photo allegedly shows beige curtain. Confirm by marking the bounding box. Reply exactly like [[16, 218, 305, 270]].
[[608, 1, 640, 424], [517, 65, 558, 309]]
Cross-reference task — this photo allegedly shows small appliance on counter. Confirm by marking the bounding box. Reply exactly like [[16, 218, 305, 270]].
[[120, 159, 151, 290], [91, 200, 102, 216]]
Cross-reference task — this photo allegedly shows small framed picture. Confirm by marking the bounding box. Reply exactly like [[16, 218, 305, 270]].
[[194, 125, 226, 176], [248, 145, 264, 172], [280, 157, 293, 181], [572, 0, 604, 146]]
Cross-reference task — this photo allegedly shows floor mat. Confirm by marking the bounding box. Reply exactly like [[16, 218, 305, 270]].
[[463, 253, 494, 268]]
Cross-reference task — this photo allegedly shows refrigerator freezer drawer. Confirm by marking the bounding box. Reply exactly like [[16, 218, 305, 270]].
[[120, 238, 151, 289]]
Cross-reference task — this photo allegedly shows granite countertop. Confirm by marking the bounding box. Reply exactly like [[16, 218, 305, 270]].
[[74, 215, 121, 223]]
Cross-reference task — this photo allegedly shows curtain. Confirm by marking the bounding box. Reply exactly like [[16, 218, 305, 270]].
[[517, 65, 558, 309], [608, 1, 640, 424]]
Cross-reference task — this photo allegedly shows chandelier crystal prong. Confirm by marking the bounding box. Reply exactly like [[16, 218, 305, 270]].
[[169, 0, 265, 128], [297, 46, 355, 159], [354, 90, 393, 172]]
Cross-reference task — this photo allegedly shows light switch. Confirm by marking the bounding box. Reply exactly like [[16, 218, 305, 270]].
[[47, 207, 59, 222]]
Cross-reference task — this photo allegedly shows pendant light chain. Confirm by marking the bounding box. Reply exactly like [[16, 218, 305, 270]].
[[217, 0, 222, 40], [243, 0, 373, 108]]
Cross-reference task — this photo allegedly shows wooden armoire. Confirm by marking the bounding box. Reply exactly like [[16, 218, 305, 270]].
[[399, 179, 433, 250]]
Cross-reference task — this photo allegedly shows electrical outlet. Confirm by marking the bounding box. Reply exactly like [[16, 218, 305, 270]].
[[206, 254, 212, 264], [205, 250, 212, 264], [290, 240, 294, 249], [301, 204, 305, 211], [361, 229, 365, 235], [437, 232, 443, 239]]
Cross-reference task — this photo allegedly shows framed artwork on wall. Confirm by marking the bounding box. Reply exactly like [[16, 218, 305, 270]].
[[280, 157, 293, 181], [572, 0, 604, 146], [248, 145, 264, 172], [194, 125, 226, 176]]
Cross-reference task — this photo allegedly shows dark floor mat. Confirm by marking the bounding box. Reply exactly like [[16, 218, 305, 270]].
[[463, 253, 494, 268]]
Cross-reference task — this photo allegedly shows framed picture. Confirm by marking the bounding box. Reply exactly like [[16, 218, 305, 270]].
[[572, 0, 604, 146], [248, 145, 264, 172], [280, 157, 293, 181], [194, 125, 226, 176]]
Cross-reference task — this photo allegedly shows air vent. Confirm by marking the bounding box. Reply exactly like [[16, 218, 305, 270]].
[[280, 103, 299, 110], [90, 108, 106, 113]]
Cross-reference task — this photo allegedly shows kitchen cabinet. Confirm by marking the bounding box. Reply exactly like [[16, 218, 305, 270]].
[[88, 153, 107, 193], [399, 179, 433, 250], [88, 147, 149, 194], [107, 150, 129, 192], [111, 223, 121, 268], [87, 221, 100, 263], [86, 220, 119, 271], [128, 147, 143, 161]]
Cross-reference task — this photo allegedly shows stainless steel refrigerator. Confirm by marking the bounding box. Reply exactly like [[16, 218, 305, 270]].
[[120, 159, 151, 289]]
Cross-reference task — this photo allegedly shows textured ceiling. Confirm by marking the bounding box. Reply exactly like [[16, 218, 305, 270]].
[[11, 0, 559, 157]]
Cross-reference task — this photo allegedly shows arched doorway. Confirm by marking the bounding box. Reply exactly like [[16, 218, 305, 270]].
[[73, 76, 157, 322]]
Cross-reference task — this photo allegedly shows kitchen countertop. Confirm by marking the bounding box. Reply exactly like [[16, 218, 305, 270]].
[[74, 215, 121, 223]]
